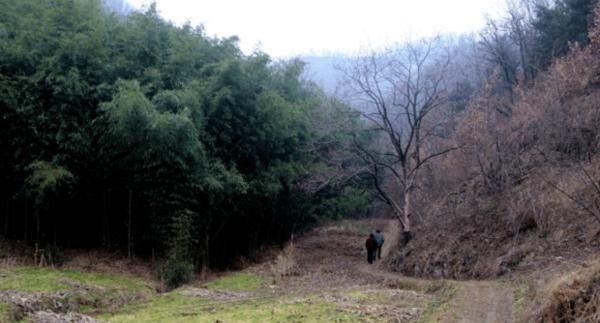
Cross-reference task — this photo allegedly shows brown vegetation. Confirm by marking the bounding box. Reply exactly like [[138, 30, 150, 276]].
[[389, 5, 600, 281], [529, 261, 600, 322]]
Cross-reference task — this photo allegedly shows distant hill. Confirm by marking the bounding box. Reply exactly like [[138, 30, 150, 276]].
[[103, 0, 134, 15], [300, 55, 349, 95]]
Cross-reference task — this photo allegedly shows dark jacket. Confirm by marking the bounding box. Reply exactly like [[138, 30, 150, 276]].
[[366, 237, 376, 250]]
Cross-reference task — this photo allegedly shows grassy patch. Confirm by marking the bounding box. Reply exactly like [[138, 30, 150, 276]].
[[79, 304, 94, 314], [102, 293, 371, 323], [512, 278, 531, 314], [346, 222, 370, 235], [415, 281, 459, 323], [205, 273, 269, 292], [0, 302, 8, 323], [0, 266, 149, 293], [0, 266, 154, 317]]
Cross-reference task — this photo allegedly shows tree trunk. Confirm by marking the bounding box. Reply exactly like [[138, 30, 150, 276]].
[[201, 224, 210, 279], [3, 199, 9, 237], [53, 219, 57, 247], [401, 188, 413, 244], [24, 197, 28, 242], [35, 206, 40, 245], [402, 189, 411, 231], [53, 205, 57, 246], [127, 189, 132, 259], [10, 199, 15, 239], [103, 190, 110, 247]]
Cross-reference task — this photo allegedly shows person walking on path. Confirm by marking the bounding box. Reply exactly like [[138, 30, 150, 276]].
[[373, 229, 385, 260], [365, 233, 377, 264]]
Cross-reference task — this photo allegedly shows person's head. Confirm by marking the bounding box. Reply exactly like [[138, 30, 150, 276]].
[[376, 229, 381, 233], [369, 233, 374, 238]]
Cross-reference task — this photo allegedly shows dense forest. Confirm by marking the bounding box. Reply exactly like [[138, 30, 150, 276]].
[[0, 0, 372, 283]]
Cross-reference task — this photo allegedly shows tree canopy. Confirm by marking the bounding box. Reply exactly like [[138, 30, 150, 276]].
[[0, 0, 371, 273]]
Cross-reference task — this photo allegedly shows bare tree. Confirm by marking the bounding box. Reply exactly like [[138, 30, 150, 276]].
[[341, 39, 458, 243], [479, 19, 521, 104], [540, 159, 600, 225], [507, 1, 535, 83], [295, 95, 371, 195], [480, 0, 541, 88]]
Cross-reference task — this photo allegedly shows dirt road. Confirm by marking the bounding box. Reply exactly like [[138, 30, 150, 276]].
[[445, 280, 515, 323], [369, 219, 515, 323], [250, 218, 516, 322]]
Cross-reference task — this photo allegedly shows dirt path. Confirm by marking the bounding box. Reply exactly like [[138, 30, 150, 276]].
[[380, 219, 400, 259], [271, 218, 407, 290], [347, 219, 515, 323], [245, 218, 430, 321], [356, 219, 400, 278], [249, 218, 516, 322], [373, 219, 515, 323], [443, 280, 515, 323]]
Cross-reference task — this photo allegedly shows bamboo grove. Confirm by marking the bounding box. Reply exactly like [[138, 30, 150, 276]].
[[0, 0, 372, 275]]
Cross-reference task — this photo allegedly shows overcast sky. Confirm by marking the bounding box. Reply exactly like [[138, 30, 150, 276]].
[[126, 0, 506, 57]]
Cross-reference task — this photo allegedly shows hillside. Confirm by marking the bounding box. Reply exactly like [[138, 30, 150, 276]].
[[390, 5, 600, 280], [382, 5, 600, 322]]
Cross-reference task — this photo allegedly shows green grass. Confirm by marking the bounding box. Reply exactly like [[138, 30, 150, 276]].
[[347, 222, 370, 235], [0, 267, 149, 293], [205, 273, 270, 292], [79, 304, 94, 314], [0, 302, 8, 323], [513, 278, 531, 314], [102, 293, 371, 323], [0, 266, 154, 318]]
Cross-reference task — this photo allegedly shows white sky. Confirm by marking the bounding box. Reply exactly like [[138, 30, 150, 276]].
[[126, 0, 506, 58]]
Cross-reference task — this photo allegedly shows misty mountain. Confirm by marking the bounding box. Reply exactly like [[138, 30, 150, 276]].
[[301, 55, 349, 95], [102, 0, 134, 15]]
